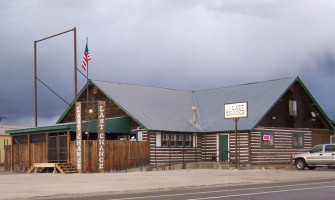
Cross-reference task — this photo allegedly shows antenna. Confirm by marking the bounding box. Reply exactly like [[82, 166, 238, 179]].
[[0, 115, 7, 124]]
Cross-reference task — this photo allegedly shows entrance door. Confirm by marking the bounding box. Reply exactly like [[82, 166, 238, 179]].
[[219, 135, 229, 162], [49, 133, 67, 163]]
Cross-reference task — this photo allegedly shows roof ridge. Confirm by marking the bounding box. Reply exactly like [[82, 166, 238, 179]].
[[194, 76, 297, 92], [92, 79, 192, 92]]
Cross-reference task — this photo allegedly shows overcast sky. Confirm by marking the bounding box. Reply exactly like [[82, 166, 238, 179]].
[[1, 0, 335, 126]]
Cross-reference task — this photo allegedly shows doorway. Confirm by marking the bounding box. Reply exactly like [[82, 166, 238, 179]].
[[219, 134, 229, 162], [49, 133, 67, 163]]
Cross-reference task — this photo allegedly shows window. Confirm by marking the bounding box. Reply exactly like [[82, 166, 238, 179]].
[[325, 145, 335, 152], [311, 145, 323, 153], [170, 134, 176, 147], [161, 134, 169, 147], [289, 100, 297, 116], [261, 132, 274, 147], [160, 133, 193, 148], [185, 135, 192, 147], [177, 135, 184, 147], [331, 135, 335, 144], [292, 133, 304, 148]]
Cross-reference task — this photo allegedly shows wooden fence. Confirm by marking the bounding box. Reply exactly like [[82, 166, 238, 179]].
[[70, 140, 150, 172], [5, 140, 150, 172]]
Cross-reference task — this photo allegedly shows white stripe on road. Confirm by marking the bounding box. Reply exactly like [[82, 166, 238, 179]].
[[112, 180, 335, 200], [185, 185, 335, 200]]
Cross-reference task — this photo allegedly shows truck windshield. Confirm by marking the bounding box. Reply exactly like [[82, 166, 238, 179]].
[[311, 145, 323, 153]]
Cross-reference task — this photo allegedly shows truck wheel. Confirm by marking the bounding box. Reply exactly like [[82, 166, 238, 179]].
[[307, 166, 316, 170], [295, 159, 306, 170]]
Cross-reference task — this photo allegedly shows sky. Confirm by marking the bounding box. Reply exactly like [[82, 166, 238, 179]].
[[1, 0, 335, 126]]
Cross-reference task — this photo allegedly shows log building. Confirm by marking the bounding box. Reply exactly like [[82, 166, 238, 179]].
[[6, 76, 334, 171]]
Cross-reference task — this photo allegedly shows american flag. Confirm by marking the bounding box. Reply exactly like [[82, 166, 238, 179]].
[[81, 44, 91, 71]]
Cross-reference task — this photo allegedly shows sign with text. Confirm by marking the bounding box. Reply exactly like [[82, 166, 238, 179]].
[[263, 134, 271, 141], [98, 101, 106, 172], [75, 102, 82, 172], [224, 102, 248, 119]]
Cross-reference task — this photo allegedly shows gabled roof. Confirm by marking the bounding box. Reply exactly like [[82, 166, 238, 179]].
[[57, 76, 334, 133], [91, 81, 201, 132], [194, 77, 295, 132]]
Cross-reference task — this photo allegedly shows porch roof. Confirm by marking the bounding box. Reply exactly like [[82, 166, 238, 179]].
[[5, 117, 130, 136]]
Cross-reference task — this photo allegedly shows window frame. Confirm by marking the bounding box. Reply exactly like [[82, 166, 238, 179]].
[[292, 132, 304, 149], [261, 132, 275, 148]]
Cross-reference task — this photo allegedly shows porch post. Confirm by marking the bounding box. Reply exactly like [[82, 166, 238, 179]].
[[67, 131, 70, 163], [45, 132, 49, 162], [10, 136, 14, 171], [27, 134, 31, 166]]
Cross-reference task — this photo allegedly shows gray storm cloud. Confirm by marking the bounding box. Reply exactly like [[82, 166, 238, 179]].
[[1, 0, 335, 126]]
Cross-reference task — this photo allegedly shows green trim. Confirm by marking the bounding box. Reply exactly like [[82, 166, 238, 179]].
[[6, 125, 70, 136], [261, 131, 275, 148], [295, 77, 335, 131], [253, 76, 335, 132], [292, 132, 304, 149], [89, 81, 149, 130], [56, 80, 149, 131], [6, 117, 131, 136]]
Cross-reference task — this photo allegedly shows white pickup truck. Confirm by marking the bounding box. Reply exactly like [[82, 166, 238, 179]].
[[291, 144, 335, 170]]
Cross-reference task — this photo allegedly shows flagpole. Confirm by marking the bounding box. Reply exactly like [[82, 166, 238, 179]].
[[86, 37, 90, 140]]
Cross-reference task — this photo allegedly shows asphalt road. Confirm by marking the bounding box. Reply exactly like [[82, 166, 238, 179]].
[[44, 178, 335, 200]]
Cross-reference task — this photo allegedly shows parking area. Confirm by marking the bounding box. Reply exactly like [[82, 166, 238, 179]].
[[1, 166, 335, 199]]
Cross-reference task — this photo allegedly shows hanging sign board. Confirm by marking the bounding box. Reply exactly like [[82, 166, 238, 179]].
[[98, 101, 106, 172], [224, 102, 248, 119], [75, 102, 82, 172]]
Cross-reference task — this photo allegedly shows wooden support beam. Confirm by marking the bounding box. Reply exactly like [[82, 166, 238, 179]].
[[67, 131, 70, 163], [46, 133, 49, 163], [10, 136, 13, 171], [27, 134, 31, 166]]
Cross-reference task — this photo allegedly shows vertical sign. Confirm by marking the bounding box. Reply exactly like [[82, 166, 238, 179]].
[[75, 102, 82, 172], [98, 101, 106, 172]]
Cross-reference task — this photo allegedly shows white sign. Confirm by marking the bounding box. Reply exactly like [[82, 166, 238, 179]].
[[98, 101, 105, 172], [75, 102, 82, 172], [224, 102, 248, 119]]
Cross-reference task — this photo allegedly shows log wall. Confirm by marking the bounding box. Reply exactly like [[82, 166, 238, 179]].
[[229, 132, 250, 164], [201, 133, 216, 162], [250, 127, 312, 165], [149, 132, 201, 166]]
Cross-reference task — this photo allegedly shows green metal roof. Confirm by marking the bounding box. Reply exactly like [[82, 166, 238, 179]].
[[6, 117, 131, 136]]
